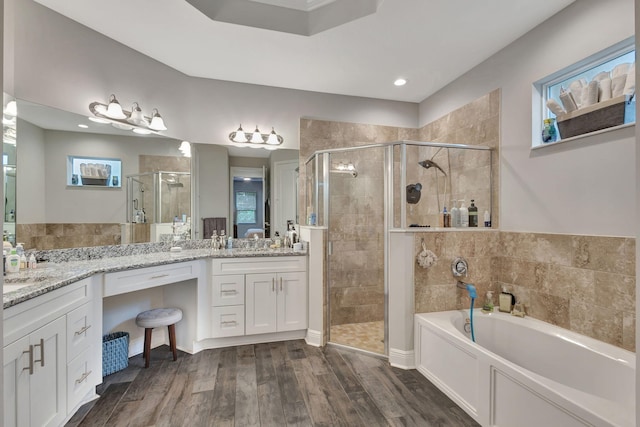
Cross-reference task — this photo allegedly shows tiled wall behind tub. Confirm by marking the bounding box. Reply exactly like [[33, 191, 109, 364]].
[[16, 223, 121, 250], [496, 232, 636, 351], [414, 231, 636, 352]]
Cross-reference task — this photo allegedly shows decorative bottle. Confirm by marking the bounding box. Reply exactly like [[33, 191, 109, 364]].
[[542, 118, 558, 143]]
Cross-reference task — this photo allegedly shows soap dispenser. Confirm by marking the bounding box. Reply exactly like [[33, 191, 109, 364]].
[[6, 248, 19, 273], [482, 291, 494, 313]]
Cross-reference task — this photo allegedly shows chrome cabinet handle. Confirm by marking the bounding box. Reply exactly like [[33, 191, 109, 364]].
[[75, 370, 92, 385], [75, 325, 92, 336], [221, 320, 237, 326], [150, 273, 170, 279], [272, 278, 275, 292], [220, 290, 237, 294], [22, 345, 34, 375], [34, 338, 44, 368], [280, 277, 283, 292]]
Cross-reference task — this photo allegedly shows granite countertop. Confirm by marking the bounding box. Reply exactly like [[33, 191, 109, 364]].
[[3, 246, 307, 310]]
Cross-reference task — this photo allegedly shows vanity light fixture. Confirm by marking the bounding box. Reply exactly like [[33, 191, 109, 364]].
[[178, 141, 191, 157], [89, 94, 168, 135], [4, 100, 17, 117], [229, 124, 284, 146]]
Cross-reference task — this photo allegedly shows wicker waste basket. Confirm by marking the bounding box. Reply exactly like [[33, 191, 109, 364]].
[[102, 332, 129, 377]]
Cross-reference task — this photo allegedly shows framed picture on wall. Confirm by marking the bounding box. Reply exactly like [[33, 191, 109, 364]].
[[67, 155, 122, 188]]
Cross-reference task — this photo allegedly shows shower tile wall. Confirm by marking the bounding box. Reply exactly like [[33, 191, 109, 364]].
[[415, 231, 636, 352], [416, 89, 500, 228], [139, 155, 191, 222], [300, 120, 417, 328]]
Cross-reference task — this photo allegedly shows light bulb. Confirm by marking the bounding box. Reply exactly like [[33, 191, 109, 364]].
[[250, 125, 264, 143], [148, 109, 167, 131], [105, 94, 127, 119]]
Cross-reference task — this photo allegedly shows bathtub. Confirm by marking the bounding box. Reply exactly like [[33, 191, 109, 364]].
[[415, 310, 635, 427]]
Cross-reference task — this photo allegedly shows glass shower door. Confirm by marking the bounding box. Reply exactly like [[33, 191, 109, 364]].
[[327, 146, 387, 355]]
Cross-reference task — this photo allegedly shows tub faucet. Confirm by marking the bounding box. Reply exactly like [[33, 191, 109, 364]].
[[457, 281, 477, 298]]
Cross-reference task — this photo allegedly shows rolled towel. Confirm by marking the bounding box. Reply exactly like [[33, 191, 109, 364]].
[[612, 62, 632, 78], [582, 80, 599, 107], [612, 74, 627, 97], [623, 63, 635, 96], [569, 79, 586, 108], [592, 71, 610, 82], [599, 78, 612, 102], [546, 99, 566, 116]]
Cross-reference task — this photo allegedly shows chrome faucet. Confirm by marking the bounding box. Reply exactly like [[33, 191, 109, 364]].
[[457, 281, 477, 298]]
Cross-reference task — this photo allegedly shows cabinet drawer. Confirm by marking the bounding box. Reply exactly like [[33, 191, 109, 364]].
[[211, 306, 245, 338], [211, 256, 307, 275], [212, 275, 244, 307], [67, 302, 95, 361], [67, 346, 99, 413], [104, 262, 198, 297]]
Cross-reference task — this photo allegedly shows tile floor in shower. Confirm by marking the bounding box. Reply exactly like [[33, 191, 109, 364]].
[[330, 320, 385, 355]]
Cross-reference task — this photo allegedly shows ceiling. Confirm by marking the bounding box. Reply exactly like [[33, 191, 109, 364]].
[[34, 0, 575, 103]]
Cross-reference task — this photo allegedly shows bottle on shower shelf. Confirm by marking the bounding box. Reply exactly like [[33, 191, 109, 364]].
[[468, 199, 478, 227], [450, 200, 460, 228], [442, 207, 450, 228], [459, 200, 469, 227]]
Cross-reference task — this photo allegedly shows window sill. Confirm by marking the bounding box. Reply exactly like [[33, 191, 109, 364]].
[[531, 122, 635, 151]]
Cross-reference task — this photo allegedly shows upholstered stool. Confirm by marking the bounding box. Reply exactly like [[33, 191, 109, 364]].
[[135, 307, 183, 368]]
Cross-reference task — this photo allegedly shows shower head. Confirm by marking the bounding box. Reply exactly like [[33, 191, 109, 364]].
[[418, 159, 447, 176]]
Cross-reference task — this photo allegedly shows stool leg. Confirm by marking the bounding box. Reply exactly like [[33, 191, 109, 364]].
[[143, 328, 152, 368], [168, 324, 178, 361]]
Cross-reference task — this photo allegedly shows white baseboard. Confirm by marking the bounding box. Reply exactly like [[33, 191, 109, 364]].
[[305, 329, 322, 347], [389, 348, 415, 369]]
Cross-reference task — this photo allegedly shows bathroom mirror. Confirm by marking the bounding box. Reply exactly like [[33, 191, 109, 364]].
[[5, 98, 299, 250]]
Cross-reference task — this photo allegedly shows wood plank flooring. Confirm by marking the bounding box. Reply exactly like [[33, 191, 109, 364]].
[[66, 340, 479, 427]]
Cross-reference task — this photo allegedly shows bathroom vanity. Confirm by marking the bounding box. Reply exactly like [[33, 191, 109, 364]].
[[3, 245, 308, 427]]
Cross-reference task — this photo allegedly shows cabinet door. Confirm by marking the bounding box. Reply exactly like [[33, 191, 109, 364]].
[[276, 272, 308, 332], [30, 316, 67, 427], [3, 335, 31, 427], [245, 273, 277, 335]]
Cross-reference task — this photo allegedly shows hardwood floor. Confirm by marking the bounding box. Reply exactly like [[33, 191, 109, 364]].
[[66, 340, 479, 427]]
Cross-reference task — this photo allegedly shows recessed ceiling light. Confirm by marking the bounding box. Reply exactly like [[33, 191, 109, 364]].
[[78, 124, 89, 129], [394, 78, 407, 86]]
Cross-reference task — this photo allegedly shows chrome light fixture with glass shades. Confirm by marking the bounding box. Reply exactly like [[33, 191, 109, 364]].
[[228, 124, 283, 148], [89, 94, 168, 135]]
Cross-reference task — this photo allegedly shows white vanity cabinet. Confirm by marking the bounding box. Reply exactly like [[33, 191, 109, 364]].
[[210, 256, 308, 339], [3, 277, 101, 427], [245, 271, 307, 335]]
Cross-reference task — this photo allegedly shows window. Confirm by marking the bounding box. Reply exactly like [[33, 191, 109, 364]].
[[534, 37, 635, 147], [236, 191, 257, 224], [67, 155, 122, 187]]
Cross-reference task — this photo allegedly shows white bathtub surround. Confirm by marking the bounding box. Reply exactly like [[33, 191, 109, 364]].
[[415, 310, 635, 427]]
